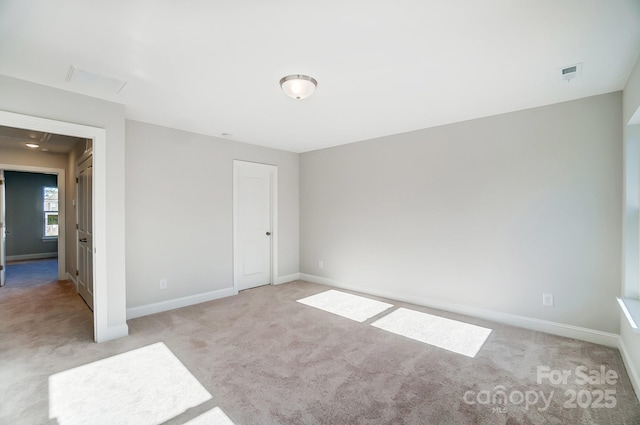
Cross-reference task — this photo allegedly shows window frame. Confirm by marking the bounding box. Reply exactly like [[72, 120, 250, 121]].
[[43, 186, 59, 239]]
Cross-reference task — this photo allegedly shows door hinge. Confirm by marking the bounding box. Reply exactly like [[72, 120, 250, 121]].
[[75, 270, 79, 276], [76, 177, 79, 184], [76, 224, 79, 229], [0, 265, 3, 271]]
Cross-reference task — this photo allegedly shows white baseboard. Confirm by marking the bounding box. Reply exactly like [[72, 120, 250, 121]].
[[126, 287, 238, 320], [96, 323, 129, 343], [65, 272, 78, 290], [299, 273, 620, 348], [618, 333, 640, 402], [7, 252, 58, 262], [274, 273, 301, 285]]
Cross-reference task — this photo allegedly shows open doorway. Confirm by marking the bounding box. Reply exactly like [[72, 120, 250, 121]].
[[2, 170, 60, 289], [0, 121, 97, 324], [0, 164, 66, 287], [0, 109, 122, 343]]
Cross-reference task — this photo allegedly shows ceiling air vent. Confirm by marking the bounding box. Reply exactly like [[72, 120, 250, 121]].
[[67, 66, 127, 94], [558, 63, 582, 82]]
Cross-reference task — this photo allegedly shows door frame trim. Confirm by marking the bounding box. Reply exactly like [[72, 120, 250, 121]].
[[0, 165, 66, 281], [0, 110, 108, 343], [232, 160, 278, 291]]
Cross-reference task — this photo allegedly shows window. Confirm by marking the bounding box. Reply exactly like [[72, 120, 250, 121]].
[[44, 186, 59, 238]]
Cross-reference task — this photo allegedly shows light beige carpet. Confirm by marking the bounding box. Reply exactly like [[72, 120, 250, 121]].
[[1, 277, 639, 424]]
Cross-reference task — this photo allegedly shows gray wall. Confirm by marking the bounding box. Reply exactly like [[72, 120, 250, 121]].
[[4, 171, 58, 257], [0, 146, 68, 170], [125, 120, 299, 309], [300, 92, 622, 334]]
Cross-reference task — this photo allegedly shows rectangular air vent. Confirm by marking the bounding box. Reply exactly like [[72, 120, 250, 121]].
[[67, 66, 127, 94], [558, 63, 583, 82]]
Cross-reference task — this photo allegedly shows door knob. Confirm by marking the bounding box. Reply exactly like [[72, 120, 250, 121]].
[[266, 232, 271, 236]]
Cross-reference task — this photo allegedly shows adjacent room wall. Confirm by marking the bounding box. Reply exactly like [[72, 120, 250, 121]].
[[0, 75, 127, 339], [0, 145, 68, 169], [300, 92, 622, 334], [4, 171, 58, 259], [125, 120, 299, 313]]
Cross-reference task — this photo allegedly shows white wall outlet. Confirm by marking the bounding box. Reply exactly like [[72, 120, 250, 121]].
[[542, 293, 554, 307], [159, 278, 168, 290], [318, 260, 324, 269]]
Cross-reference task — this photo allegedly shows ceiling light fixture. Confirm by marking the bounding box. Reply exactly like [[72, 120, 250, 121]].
[[26, 143, 39, 148], [279, 74, 317, 100]]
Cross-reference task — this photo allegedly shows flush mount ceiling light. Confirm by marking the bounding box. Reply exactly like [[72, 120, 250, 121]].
[[26, 143, 39, 148], [279, 74, 317, 100]]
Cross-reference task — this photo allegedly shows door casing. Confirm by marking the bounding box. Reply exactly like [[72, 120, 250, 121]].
[[232, 160, 278, 292], [0, 110, 111, 342]]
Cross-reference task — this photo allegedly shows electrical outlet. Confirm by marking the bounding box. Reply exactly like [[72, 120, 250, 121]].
[[318, 260, 324, 269], [159, 278, 168, 290], [542, 293, 553, 307]]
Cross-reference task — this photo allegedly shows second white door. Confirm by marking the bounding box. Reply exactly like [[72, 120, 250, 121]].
[[234, 161, 275, 291], [77, 155, 93, 309]]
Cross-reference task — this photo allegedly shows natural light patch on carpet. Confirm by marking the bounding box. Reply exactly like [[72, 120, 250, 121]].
[[371, 308, 492, 358], [297, 289, 393, 322], [184, 407, 236, 424], [49, 342, 212, 425]]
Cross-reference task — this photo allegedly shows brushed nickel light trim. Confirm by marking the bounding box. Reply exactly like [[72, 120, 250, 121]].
[[279, 74, 317, 100]]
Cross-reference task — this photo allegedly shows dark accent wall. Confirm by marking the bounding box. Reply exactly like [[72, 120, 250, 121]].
[[5, 171, 58, 257]]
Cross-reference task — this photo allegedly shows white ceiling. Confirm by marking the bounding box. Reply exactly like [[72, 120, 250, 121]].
[[0, 0, 639, 153]]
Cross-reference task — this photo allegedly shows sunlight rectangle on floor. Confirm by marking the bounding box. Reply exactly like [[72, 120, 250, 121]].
[[49, 342, 212, 425], [371, 308, 492, 357], [297, 289, 393, 322], [184, 407, 236, 424]]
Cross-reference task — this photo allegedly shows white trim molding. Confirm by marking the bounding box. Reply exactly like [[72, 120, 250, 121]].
[[299, 273, 620, 348], [97, 324, 131, 344], [274, 273, 301, 285], [618, 335, 640, 402], [618, 297, 640, 333], [126, 287, 238, 320], [66, 271, 78, 290], [7, 252, 58, 262]]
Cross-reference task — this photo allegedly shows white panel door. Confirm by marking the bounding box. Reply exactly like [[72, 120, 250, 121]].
[[77, 156, 93, 309], [0, 170, 5, 287], [234, 161, 274, 291]]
